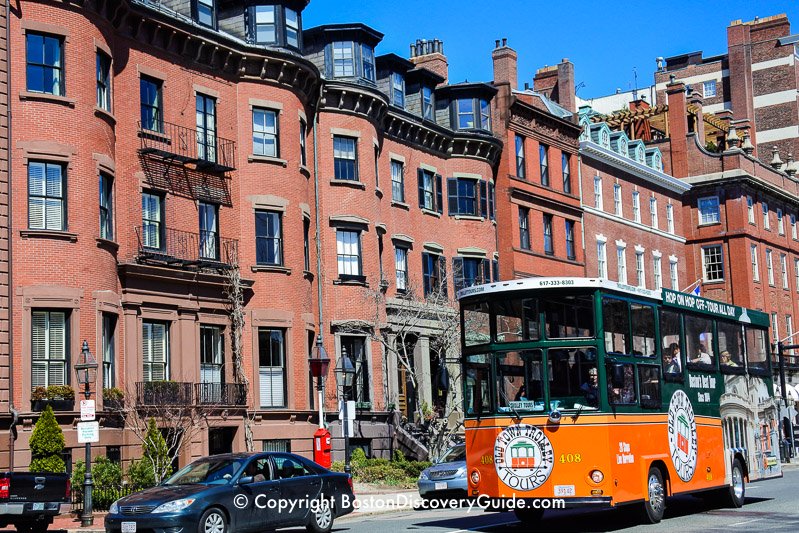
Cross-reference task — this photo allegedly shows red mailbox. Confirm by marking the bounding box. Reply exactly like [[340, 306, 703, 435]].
[[314, 428, 332, 469]]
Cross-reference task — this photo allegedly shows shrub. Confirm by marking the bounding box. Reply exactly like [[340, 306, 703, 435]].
[[102, 388, 124, 402], [71, 457, 123, 495], [330, 461, 344, 473], [29, 405, 65, 473], [126, 458, 156, 489], [142, 418, 172, 483], [349, 448, 368, 469], [30, 386, 48, 401], [47, 385, 75, 400]]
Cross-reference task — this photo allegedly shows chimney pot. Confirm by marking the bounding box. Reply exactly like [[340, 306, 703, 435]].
[[562, 58, 568, 63], [524, 82, 529, 90], [669, 74, 676, 83], [495, 39, 500, 48], [502, 38, 507, 47]]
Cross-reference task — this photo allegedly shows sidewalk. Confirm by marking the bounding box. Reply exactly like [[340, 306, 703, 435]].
[[51, 512, 105, 533]]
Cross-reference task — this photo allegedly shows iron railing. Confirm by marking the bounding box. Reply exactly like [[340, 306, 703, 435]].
[[138, 120, 236, 172], [136, 381, 194, 406], [135, 226, 238, 268], [195, 382, 248, 406], [72, 485, 139, 513]]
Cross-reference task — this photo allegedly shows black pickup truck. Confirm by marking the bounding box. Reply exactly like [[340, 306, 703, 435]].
[[0, 472, 71, 533]]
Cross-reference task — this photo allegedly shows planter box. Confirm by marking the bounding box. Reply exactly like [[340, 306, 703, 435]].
[[31, 399, 75, 412], [103, 398, 124, 411]]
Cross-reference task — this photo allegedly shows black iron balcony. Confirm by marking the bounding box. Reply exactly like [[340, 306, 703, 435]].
[[135, 226, 238, 269], [136, 381, 194, 406], [138, 120, 236, 172], [195, 382, 248, 406]]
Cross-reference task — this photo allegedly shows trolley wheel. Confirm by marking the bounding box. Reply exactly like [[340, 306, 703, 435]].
[[641, 466, 666, 524], [718, 458, 746, 508]]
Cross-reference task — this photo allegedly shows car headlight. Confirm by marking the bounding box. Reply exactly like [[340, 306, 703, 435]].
[[109, 500, 119, 514], [419, 470, 429, 481], [456, 467, 466, 478], [152, 498, 196, 514]]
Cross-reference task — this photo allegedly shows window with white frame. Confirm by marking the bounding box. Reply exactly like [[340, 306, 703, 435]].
[[391, 72, 405, 108], [142, 321, 168, 381], [702, 245, 724, 282], [252, 5, 276, 43], [782, 253, 789, 289], [669, 258, 679, 290], [636, 251, 645, 288], [515, 135, 526, 179], [543, 214, 554, 255], [792, 214, 797, 239], [26, 32, 65, 96], [766, 249, 774, 285], [96, 51, 111, 112], [763, 202, 770, 229], [519, 207, 530, 250], [650, 197, 658, 229], [562, 153, 571, 193], [594, 176, 603, 210], [332, 41, 354, 77], [698, 196, 720, 225], [333, 136, 358, 180], [422, 86, 434, 120], [255, 210, 282, 266], [653, 255, 662, 290], [285, 8, 299, 47], [778, 208, 784, 235], [395, 246, 408, 293], [31, 310, 68, 388], [597, 240, 607, 278], [299, 119, 307, 167], [29, 161, 65, 231], [361, 44, 375, 82], [666, 203, 674, 233], [788, 315, 794, 346], [772, 313, 779, 343], [258, 328, 286, 408], [703, 80, 717, 98], [336, 229, 362, 280], [614, 184, 622, 216], [751, 244, 760, 282], [617, 244, 627, 284], [199, 325, 223, 402], [253, 108, 278, 157], [196, 0, 215, 28], [391, 160, 404, 202], [539, 144, 549, 186], [795, 258, 799, 292], [747, 196, 755, 224], [99, 172, 113, 241], [632, 190, 640, 222]]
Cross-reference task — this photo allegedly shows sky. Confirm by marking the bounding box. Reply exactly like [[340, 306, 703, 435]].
[[303, 0, 799, 99]]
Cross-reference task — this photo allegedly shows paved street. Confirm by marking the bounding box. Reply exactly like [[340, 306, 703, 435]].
[[324, 466, 799, 533]]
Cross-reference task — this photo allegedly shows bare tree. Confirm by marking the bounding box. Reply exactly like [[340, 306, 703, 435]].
[[341, 268, 464, 459]]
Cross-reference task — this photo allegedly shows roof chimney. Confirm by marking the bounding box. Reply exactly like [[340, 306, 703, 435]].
[[533, 58, 576, 113], [492, 37, 517, 91], [409, 38, 448, 85]]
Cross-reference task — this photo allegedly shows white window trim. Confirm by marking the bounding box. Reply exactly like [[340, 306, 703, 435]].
[[698, 195, 720, 226], [751, 244, 760, 282]]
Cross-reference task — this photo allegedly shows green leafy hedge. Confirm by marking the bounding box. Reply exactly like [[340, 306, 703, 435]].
[[330, 448, 431, 487]]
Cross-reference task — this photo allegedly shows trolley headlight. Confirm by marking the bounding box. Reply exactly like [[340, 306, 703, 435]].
[[590, 469, 604, 484], [470, 470, 481, 486]]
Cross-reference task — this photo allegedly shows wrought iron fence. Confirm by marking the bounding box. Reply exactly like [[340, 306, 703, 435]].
[[71, 485, 138, 513], [136, 381, 194, 406], [195, 382, 248, 406], [138, 120, 236, 172], [135, 226, 238, 268]]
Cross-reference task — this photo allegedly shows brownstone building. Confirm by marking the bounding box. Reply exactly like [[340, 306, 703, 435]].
[[491, 43, 584, 280], [3, 0, 501, 470]]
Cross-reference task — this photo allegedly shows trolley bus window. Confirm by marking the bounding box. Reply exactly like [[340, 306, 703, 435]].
[[463, 302, 490, 347], [660, 309, 683, 378], [607, 363, 637, 405], [549, 348, 598, 409], [542, 295, 594, 338], [685, 315, 715, 369], [497, 350, 545, 413], [745, 327, 769, 374], [494, 298, 539, 342], [717, 320, 744, 371], [638, 365, 661, 409], [631, 303, 656, 357], [464, 354, 491, 415], [603, 297, 629, 354]]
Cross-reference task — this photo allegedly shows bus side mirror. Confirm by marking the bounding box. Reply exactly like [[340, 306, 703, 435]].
[[611, 364, 626, 389]]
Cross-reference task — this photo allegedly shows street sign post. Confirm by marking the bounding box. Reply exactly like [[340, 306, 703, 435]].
[[77, 421, 100, 444], [80, 399, 96, 421]]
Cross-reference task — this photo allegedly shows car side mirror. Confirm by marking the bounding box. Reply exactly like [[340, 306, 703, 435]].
[[238, 476, 254, 485]]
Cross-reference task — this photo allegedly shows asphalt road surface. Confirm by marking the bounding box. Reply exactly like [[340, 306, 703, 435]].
[[324, 466, 799, 532]]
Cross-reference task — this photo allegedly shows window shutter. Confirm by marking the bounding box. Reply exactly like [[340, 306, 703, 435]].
[[492, 259, 499, 282], [482, 259, 491, 284], [422, 252, 430, 294], [436, 174, 443, 213], [439, 256, 447, 296], [453, 257, 464, 292], [480, 181, 488, 218], [488, 182, 495, 220], [151, 323, 166, 381], [31, 311, 47, 387], [417, 168, 425, 208], [447, 178, 457, 215]]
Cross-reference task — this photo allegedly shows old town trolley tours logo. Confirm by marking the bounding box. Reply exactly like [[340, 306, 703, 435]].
[[667, 390, 698, 482], [494, 424, 554, 490]]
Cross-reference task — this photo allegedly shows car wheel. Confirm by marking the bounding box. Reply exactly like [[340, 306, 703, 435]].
[[718, 458, 746, 508], [306, 498, 334, 533], [198, 507, 228, 533], [642, 466, 666, 524], [513, 506, 544, 524]]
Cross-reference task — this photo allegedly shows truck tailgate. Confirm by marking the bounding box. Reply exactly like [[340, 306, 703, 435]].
[[3, 473, 69, 503]]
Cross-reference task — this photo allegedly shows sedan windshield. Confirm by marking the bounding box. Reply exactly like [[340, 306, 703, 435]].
[[438, 446, 466, 463], [164, 459, 245, 486]]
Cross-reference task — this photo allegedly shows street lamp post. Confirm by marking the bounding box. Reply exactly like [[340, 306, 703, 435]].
[[335, 354, 356, 474], [74, 340, 98, 528], [308, 335, 331, 429]]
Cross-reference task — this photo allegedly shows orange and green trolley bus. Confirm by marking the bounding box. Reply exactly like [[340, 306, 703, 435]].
[[458, 277, 782, 524]]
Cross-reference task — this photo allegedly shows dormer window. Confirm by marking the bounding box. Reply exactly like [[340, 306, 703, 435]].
[[195, 0, 215, 28], [391, 72, 405, 108], [455, 98, 491, 131], [361, 45, 375, 82], [253, 5, 276, 43], [601, 129, 610, 147], [422, 86, 434, 120], [333, 42, 355, 77], [285, 8, 299, 47]]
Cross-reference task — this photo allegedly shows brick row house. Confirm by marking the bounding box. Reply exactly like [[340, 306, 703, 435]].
[[3, 0, 501, 469]]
